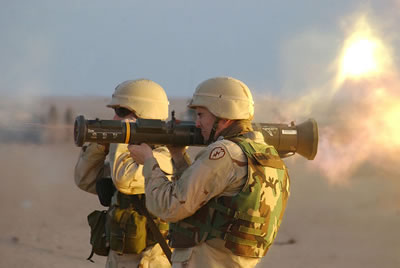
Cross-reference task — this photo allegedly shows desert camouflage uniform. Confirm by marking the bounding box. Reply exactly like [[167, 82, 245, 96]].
[[143, 131, 289, 268], [75, 142, 172, 268]]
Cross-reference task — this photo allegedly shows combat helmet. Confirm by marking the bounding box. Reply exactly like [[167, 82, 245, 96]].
[[107, 79, 169, 120], [188, 77, 254, 120]]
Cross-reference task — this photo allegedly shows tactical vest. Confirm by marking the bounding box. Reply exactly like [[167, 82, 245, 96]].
[[108, 191, 169, 254], [169, 136, 290, 257]]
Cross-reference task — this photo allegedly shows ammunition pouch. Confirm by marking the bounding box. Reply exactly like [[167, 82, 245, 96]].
[[109, 205, 148, 254], [108, 192, 169, 255], [87, 210, 110, 261]]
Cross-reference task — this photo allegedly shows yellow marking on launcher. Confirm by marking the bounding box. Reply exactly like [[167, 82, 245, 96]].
[[124, 120, 130, 144]]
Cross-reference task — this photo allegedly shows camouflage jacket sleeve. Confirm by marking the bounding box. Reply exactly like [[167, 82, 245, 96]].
[[109, 144, 174, 195], [74, 142, 107, 194], [143, 140, 248, 222]]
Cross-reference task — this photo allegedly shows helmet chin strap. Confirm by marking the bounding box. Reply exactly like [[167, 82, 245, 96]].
[[206, 118, 220, 144]]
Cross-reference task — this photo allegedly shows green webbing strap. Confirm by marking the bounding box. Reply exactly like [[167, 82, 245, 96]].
[[210, 225, 263, 238], [157, 222, 169, 231], [224, 233, 259, 247], [238, 225, 263, 236], [209, 200, 266, 224], [233, 211, 265, 224], [175, 217, 217, 241], [131, 195, 172, 265], [209, 228, 224, 238], [119, 210, 132, 229], [87, 249, 95, 263], [118, 192, 139, 209], [171, 223, 196, 238], [185, 223, 259, 247]]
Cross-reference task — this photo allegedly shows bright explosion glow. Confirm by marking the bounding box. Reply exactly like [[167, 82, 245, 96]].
[[341, 39, 378, 77], [316, 15, 400, 182], [337, 16, 390, 82], [336, 16, 400, 149]]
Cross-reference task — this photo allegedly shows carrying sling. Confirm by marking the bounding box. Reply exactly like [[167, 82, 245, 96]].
[[131, 195, 172, 264]]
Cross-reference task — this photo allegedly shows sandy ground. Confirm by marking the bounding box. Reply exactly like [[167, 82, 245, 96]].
[[0, 96, 399, 267], [0, 141, 399, 268]]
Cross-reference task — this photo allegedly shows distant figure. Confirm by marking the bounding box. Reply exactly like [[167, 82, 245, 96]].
[[64, 107, 74, 125], [46, 104, 59, 143], [47, 105, 58, 125], [64, 107, 74, 142], [74, 79, 172, 268]]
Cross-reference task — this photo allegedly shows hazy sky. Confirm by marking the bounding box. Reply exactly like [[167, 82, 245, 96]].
[[0, 0, 398, 97]]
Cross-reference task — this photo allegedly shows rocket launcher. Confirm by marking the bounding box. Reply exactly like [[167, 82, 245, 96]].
[[74, 114, 318, 160]]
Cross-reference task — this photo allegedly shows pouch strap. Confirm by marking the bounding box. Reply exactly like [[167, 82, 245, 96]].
[[131, 195, 172, 264], [86, 249, 95, 263]]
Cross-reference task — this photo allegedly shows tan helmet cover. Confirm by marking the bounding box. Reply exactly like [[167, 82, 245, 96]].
[[107, 79, 169, 120], [188, 77, 254, 120]]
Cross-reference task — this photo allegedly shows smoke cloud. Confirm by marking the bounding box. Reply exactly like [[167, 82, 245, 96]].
[[256, 11, 400, 183]]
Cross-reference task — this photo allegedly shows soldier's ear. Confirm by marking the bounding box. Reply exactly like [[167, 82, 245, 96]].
[[219, 119, 234, 129]]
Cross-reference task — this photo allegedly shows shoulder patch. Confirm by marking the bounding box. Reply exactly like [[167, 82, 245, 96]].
[[209, 147, 226, 160]]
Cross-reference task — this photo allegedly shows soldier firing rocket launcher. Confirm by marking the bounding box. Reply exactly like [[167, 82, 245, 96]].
[[74, 114, 318, 160]]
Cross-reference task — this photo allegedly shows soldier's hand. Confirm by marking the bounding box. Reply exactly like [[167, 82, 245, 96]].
[[97, 142, 110, 154], [167, 146, 187, 158], [128, 143, 153, 165], [167, 146, 188, 168]]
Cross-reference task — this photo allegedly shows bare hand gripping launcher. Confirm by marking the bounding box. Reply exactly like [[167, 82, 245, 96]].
[[74, 115, 318, 160]]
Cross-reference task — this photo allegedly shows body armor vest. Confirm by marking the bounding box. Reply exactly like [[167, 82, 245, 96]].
[[169, 136, 290, 257]]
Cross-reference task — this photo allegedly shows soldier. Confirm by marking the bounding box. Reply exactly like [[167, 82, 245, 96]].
[[128, 77, 291, 267], [74, 79, 172, 268]]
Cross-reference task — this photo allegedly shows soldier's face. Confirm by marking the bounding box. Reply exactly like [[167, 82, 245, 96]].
[[195, 107, 217, 141], [113, 107, 137, 121], [113, 114, 137, 122]]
